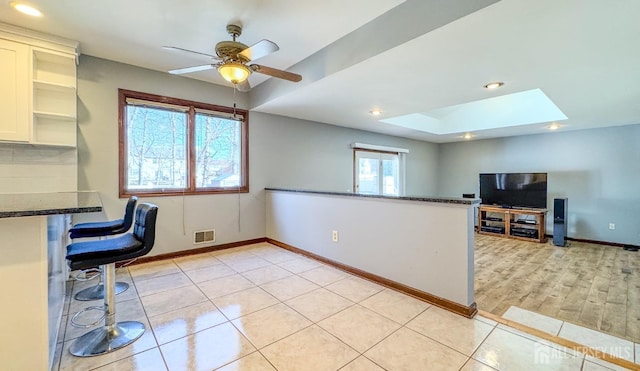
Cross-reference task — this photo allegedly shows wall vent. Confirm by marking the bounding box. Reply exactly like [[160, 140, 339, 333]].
[[194, 229, 215, 244]]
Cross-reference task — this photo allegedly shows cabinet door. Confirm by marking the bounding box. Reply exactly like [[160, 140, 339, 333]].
[[0, 39, 29, 142]]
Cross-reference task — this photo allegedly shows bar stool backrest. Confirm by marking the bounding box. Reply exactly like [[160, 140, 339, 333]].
[[116, 196, 138, 234], [133, 203, 158, 254]]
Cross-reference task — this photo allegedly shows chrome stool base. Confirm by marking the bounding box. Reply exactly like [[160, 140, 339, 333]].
[[69, 321, 145, 357], [74, 282, 129, 301]]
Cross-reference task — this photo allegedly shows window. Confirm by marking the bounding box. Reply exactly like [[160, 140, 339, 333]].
[[353, 145, 406, 196], [119, 89, 248, 196]]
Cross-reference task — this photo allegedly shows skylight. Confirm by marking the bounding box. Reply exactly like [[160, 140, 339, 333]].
[[380, 89, 567, 135]]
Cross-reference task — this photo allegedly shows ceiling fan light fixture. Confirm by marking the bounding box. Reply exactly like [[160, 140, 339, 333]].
[[218, 63, 251, 84]]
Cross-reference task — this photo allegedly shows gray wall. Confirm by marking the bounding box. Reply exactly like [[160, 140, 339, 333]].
[[266, 191, 476, 307], [77, 55, 639, 249], [76, 56, 438, 256], [249, 111, 439, 195], [437, 125, 640, 245]]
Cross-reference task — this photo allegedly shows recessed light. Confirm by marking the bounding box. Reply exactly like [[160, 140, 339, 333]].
[[483, 81, 504, 90], [10, 2, 42, 16], [462, 133, 474, 140], [547, 123, 560, 130], [369, 109, 382, 116]]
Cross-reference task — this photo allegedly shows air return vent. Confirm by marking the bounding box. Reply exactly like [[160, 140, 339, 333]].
[[194, 229, 215, 244]]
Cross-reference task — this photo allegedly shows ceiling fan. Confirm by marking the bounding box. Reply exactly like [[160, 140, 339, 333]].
[[165, 24, 302, 91]]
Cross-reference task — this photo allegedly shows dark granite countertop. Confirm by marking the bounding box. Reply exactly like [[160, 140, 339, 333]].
[[265, 187, 481, 205], [0, 191, 103, 218]]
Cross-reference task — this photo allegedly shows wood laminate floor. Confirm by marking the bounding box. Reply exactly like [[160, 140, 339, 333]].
[[475, 234, 640, 342]]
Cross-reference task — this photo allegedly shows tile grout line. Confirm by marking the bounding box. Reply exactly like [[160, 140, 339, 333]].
[[61, 269, 164, 371], [63, 243, 556, 370], [121, 267, 171, 371], [176, 245, 462, 368], [158, 250, 275, 369], [59, 248, 250, 369], [176, 249, 342, 366], [359, 303, 434, 354], [466, 321, 506, 368], [221, 252, 404, 369]]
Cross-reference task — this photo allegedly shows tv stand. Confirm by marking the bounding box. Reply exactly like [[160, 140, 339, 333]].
[[478, 205, 547, 243]]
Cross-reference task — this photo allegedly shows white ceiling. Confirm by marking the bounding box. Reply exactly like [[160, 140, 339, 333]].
[[2, 0, 640, 143]]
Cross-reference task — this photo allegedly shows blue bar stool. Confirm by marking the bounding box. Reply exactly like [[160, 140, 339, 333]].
[[66, 203, 158, 357], [69, 196, 137, 301]]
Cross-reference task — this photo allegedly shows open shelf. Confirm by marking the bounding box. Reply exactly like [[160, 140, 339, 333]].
[[479, 205, 547, 243], [32, 49, 76, 86], [31, 48, 77, 148], [33, 111, 76, 121], [31, 116, 76, 147]]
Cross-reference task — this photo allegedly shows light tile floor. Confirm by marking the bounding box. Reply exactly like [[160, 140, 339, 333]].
[[54, 243, 638, 370], [503, 306, 638, 364]]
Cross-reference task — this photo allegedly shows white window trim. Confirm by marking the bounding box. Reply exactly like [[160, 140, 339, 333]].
[[353, 147, 406, 196], [351, 142, 409, 154]]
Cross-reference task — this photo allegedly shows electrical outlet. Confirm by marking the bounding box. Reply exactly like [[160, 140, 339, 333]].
[[332, 230, 339, 242], [609, 223, 616, 230]]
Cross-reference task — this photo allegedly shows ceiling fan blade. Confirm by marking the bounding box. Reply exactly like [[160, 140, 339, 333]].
[[239, 39, 279, 61], [236, 80, 251, 92], [168, 64, 215, 75], [163, 46, 218, 59], [250, 64, 302, 82]]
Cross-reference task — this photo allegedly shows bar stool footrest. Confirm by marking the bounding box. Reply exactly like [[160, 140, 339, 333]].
[[71, 306, 106, 328], [73, 268, 101, 282], [74, 282, 129, 301]]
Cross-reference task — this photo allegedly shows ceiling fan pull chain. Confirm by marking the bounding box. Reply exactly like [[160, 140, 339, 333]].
[[233, 84, 238, 119]]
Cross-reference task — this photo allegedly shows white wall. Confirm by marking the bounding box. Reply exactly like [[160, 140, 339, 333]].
[[437, 125, 640, 245], [76, 56, 439, 256]]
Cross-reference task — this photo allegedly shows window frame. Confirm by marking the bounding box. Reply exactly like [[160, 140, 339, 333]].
[[118, 89, 249, 197], [353, 148, 404, 196]]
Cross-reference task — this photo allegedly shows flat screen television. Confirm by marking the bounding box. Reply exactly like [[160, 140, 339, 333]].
[[479, 173, 547, 209]]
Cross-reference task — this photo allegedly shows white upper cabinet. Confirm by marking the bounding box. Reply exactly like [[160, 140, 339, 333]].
[[0, 23, 78, 147], [0, 38, 29, 142]]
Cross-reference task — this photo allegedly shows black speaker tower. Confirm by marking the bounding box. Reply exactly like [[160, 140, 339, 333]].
[[553, 198, 568, 246]]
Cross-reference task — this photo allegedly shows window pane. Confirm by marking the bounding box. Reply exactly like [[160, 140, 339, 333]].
[[358, 157, 379, 194], [382, 157, 399, 196], [126, 105, 187, 190], [195, 113, 242, 188], [119, 89, 249, 197]]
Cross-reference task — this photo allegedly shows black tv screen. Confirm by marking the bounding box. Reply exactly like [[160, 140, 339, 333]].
[[479, 173, 547, 209]]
